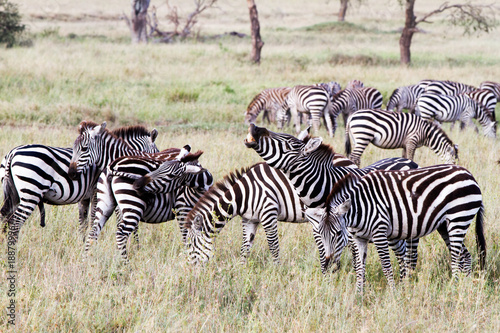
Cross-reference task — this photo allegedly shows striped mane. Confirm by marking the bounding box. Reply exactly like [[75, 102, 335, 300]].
[[388, 87, 400, 102], [247, 92, 265, 112], [111, 125, 152, 139], [77, 121, 133, 149], [325, 173, 360, 216], [185, 163, 265, 229]]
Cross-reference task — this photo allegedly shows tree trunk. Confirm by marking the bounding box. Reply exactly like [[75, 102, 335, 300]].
[[338, 0, 349, 22], [131, 0, 150, 43], [399, 0, 416, 66], [247, 0, 264, 64]]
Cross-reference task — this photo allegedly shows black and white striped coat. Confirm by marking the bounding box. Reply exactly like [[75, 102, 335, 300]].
[[1, 124, 159, 244], [464, 89, 497, 121], [245, 87, 292, 125], [331, 87, 383, 127], [479, 81, 500, 99], [345, 109, 458, 166], [85, 148, 213, 262], [424, 80, 476, 95], [305, 165, 486, 293], [416, 93, 497, 138], [277, 85, 336, 138], [386, 84, 424, 113]]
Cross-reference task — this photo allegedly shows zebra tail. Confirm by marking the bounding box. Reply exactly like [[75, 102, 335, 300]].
[[345, 130, 352, 156], [1, 174, 19, 219], [475, 204, 487, 270]]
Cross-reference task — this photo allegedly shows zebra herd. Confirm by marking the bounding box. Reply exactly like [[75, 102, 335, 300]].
[[0, 79, 496, 294], [246, 79, 498, 166]]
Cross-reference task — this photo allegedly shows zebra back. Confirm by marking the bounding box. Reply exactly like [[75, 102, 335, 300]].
[[479, 81, 500, 99], [425, 80, 476, 95]]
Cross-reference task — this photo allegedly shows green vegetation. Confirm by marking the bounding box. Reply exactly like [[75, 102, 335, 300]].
[[1, 0, 500, 331]]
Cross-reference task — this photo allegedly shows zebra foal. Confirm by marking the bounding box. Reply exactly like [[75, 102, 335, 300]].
[[244, 87, 292, 125], [305, 165, 486, 293], [345, 109, 458, 167]]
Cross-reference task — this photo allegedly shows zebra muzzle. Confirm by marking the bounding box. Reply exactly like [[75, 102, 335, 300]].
[[68, 162, 79, 180]]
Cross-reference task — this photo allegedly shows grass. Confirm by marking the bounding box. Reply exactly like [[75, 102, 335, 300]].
[[1, 0, 500, 331]]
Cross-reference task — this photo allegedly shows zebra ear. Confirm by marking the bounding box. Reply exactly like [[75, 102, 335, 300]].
[[176, 146, 191, 160], [297, 127, 311, 141], [338, 199, 351, 215], [302, 137, 323, 155], [90, 122, 107, 138], [185, 165, 205, 174], [305, 207, 324, 228], [150, 129, 158, 142]]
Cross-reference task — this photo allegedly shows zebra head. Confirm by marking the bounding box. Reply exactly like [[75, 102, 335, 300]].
[[443, 144, 459, 165], [386, 88, 401, 112], [185, 213, 216, 265], [244, 123, 323, 172], [133, 148, 209, 193], [306, 200, 350, 274], [69, 121, 107, 180]]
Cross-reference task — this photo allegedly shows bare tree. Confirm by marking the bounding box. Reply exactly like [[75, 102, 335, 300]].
[[338, 0, 349, 21], [400, 1, 497, 66], [247, 0, 264, 64], [123, 0, 151, 43]]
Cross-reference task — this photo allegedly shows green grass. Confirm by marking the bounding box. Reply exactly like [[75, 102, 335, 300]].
[[1, 0, 500, 331]]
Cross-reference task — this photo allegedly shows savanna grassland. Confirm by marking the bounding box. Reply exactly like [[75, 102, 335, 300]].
[[1, 0, 500, 331]]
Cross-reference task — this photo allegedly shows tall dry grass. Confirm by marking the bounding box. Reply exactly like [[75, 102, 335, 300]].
[[1, 0, 500, 331]]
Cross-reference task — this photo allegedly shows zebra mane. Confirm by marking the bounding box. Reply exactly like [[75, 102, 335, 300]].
[[78, 120, 100, 135], [425, 121, 453, 143], [111, 125, 152, 139], [388, 87, 400, 101], [325, 173, 360, 215], [247, 91, 265, 112], [185, 163, 264, 229]]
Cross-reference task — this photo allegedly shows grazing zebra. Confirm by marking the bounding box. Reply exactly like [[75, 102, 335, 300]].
[[244, 124, 423, 270], [181, 163, 308, 265], [305, 165, 486, 293], [85, 148, 213, 262], [479, 81, 500, 99], [386, 84, 424, 113], [416, 93, 497, 138], [464, 89, 497, 121], [1, 124, 159, 244], [331, 87, 383, 128], [424, 80, 476, 95], [276, 85, 336, 138], [345, 109, 459, 167], [244, 87, 292, 125], [180, 151, 357, 265]]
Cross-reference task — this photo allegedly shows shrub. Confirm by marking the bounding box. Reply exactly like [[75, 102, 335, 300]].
[[0, 0, 26, 48]]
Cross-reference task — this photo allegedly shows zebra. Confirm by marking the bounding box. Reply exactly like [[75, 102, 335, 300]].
[[424, 80, 476, 95], [479, 81, 500, 99], [464, 89, 497, 121], [331, 87, 383, 128], [416, 93, 497, 138], [386, 84, 424, 113], [85, 147, 213, 262], [305, 165, 486, 293], [1, 124, 159, 244], [345, 109, 459, 167], [244, 87, 292, 125], [243, 124, 422, 270], [276, 85, 336, 138]]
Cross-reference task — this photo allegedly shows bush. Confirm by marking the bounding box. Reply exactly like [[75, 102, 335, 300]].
[[0, 0, 26, 47]]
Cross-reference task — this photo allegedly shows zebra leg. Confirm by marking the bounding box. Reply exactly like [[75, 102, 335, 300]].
[[116, 217, 139, 264], [389, 239, 407, 280], [373, 234, 396, 291], [352, 237, 369, 294], [260, 210, 280, 263], [446, 220, 468, 280], [240, 220, 259, 263], [405, 239, 420, 272], [7, 197, 41, 245], [436, 223, 471, 274], [78, 198, 91, 242], [85, 191, 117, 254]]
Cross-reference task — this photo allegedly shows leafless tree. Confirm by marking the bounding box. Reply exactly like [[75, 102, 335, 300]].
[[122, 0, 151, 43], [338, 0, 349, 21], [400, 1, 497, 66], [247, 0, 264, 64]]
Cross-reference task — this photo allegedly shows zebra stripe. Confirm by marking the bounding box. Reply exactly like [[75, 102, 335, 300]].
[[424, 80, 476, 95], [245, 87, 292, 125], [479, 81, 500, 99], [85, 149, 213, 262], [464, 89, 497, 121], [183, 163, 308, 265], [345, 109, 458, 166], [1, 124, 159, 244], [331, 87, 383, 127], [305, 165, 486, 293], [277, 85, 336, 138], [387, 84, 424, 113], [416, 93, 497, 138]]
